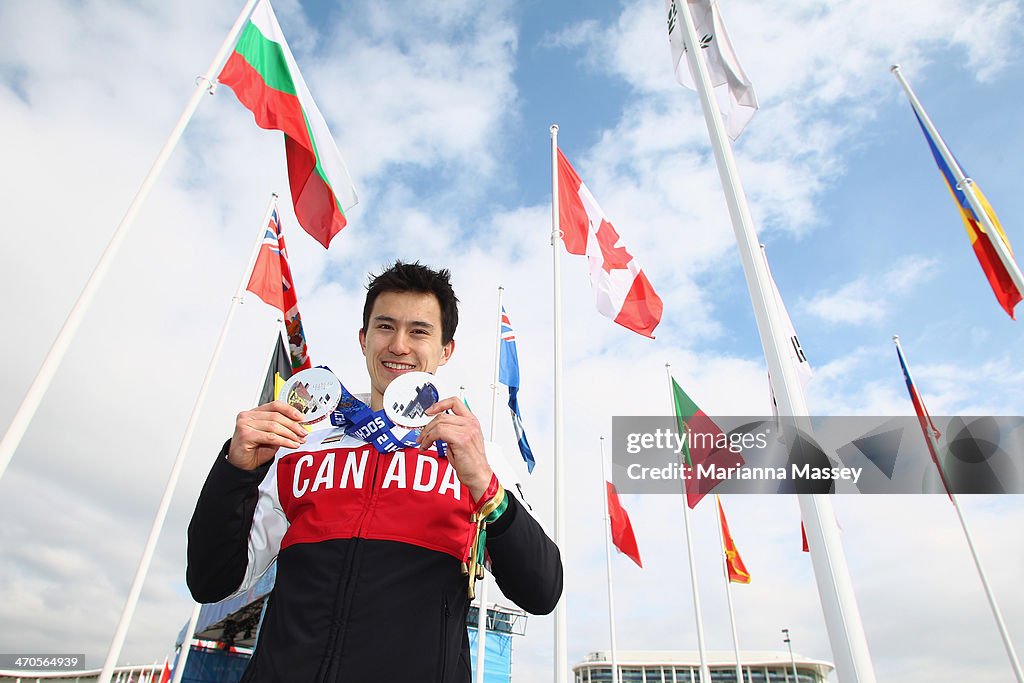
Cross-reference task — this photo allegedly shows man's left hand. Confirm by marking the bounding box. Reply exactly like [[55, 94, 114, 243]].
[[418, 397, 493, 502]]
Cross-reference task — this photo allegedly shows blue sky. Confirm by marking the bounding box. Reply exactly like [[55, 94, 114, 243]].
[[1, 0, 1022, 681]]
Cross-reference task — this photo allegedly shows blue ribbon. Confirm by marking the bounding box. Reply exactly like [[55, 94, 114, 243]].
[[327, 375, 446, 457]]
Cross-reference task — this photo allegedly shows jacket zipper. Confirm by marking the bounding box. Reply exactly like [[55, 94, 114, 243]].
[[317, 446, 386, 682], [439, 595, 450, 681]]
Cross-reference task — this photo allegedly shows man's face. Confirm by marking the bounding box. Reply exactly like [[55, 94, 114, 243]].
[[359, 290, 454, 410]]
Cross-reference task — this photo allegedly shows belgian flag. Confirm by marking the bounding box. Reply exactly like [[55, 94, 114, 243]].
[[259, 334, 294, 405]]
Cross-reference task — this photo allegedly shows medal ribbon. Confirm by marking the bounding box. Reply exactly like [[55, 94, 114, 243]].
[[328, 379, 447, 457]]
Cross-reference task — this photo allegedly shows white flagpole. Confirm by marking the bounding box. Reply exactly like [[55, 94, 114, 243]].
[[599, 437, 621, 683], [944, 490, 1024, 683], [488, 286, 505, 436], [892, 337, 1024, 682], [665, 364, 710, 683], [550, 123, 569, 683], [0, 0, 262, 483], [715, 495, 745, 683], [672, 2, 877, 680], [474, 285, 504, 683], [97, 194, 278, 683], [170, 603, 202, 683], [891, 65, 1024, 298]]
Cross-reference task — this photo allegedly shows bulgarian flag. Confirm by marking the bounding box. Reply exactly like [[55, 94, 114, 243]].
[[220, 0, 358, 249]]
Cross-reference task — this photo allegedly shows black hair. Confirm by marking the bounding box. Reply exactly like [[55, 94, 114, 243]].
[[362, 261, 459, 344]]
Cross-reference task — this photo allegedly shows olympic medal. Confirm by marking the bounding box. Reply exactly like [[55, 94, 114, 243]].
[[277, 367, 343, 426], [383, 371, 448, 429]]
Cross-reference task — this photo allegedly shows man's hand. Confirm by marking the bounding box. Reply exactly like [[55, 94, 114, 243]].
[[226, 401, 308, 471], [418, 397, 493, 502]]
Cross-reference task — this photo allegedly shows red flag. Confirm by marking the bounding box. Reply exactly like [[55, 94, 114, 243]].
[[158, 658, 171, 683], [557, 150, 663, 338], [606, 482, 642, 568], [801, 522, 809, 553], [717, 498, 750, 583], [247, 209, 312, 371]]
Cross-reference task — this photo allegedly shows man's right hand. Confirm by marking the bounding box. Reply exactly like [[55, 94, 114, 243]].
[[226, 401, 308, 471]]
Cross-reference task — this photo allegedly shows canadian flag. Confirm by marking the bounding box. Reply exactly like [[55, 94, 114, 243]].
[[557, 150, 663, 338]]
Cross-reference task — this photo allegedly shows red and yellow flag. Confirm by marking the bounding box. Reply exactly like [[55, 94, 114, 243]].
[[717, 497, 750, 584]]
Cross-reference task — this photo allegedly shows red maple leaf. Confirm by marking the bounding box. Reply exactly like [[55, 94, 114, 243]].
[[595, 219, 633, 273]]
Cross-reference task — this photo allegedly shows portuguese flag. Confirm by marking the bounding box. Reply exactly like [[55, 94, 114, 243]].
[[220, 0, 358, 249], [671, 376, 744, 508]]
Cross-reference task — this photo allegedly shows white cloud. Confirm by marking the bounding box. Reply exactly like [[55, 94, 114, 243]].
[[802, 256, 938, 325], [308, 0, 519, 185]]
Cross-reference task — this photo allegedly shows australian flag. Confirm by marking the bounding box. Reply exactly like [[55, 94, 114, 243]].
[[498, 306, 535, 473]]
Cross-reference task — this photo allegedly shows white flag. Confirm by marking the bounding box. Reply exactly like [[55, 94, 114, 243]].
[[665, 0, 758, 139], [762, 245, 811, 418], [762, 245, 812, 387]]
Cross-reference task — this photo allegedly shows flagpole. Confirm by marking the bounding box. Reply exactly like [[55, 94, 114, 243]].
[[473, 285, 504, 683], [96, 194, 278, 683], [892, 337, 1024, 682], [665, 364, 711, 683], [715, 495, 746, 683], [0, 0, 262, 483], [599, 437, 621, 683], [171, 604, 201, 683], [673, 3, 877, 681], [891, 65, 1024, 299], [550, 123, 569, 683], [488, 286, 504, 441]]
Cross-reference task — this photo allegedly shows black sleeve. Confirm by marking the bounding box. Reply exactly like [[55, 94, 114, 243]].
[[186, 440, 273, 604], [484, 492, 563, 615]]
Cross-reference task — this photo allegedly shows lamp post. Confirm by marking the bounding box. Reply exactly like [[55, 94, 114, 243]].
[[782, 629, 800, 683]]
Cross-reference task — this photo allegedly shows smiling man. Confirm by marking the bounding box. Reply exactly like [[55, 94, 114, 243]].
[[186, 261, 563, 683]]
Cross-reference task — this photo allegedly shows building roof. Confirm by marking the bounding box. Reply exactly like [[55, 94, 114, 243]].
[[575, 650, 834, 678]]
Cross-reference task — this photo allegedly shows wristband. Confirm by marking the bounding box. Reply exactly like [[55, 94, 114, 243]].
[[462, 476, 508, 599], [473, 473, 501, 511]]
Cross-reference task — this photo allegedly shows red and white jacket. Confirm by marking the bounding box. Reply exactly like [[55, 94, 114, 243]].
[[187, 424, 562, 683]]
